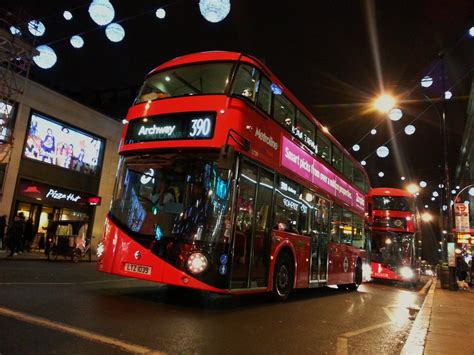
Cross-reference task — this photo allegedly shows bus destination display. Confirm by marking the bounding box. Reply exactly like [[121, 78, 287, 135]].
[[125, 112, 216, 144]]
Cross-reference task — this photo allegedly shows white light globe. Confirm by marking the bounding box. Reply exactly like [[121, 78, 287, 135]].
[[405, 125, 416, 135], [378, 172, 384, 177], [469, 187, 474, 197], [431, 197, 435, 201], [376, 146, 389, 158], [352, 144, 360, 151], [199, 0, 231, 23], [444, 91, 452, 100], [401, 176, 406, 181], [370, 129, 377, 135], [105, 23, 125, 42], [28, 20, 46, 37], [469, 27, 474, 37], [388, 108, 403, 121], [33, 45, 57, 69], [10, 26, 21, 35], [63, 11, 73, 20], [419, 181, 427, 188], [439, 183, 444, 188], [70, 35, 84, 48], [156, 8, 166, 19], [421, 75, 433, 88], [88, 0, 115, 26], [361, 160, 366, 166], [433, 191, 439, 197], [451, 189, 456, 194]]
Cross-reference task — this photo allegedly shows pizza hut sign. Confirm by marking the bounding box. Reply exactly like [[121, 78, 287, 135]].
[[46, 189, 82, 202]]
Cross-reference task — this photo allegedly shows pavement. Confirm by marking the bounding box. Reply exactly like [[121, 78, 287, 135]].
[[402, 277, 474, 355]]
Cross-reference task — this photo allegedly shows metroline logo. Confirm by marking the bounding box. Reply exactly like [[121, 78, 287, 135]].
[[255, 127, 278, 150]]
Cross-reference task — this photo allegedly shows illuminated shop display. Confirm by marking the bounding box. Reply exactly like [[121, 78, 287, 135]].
[[24, 112, 104, 176]]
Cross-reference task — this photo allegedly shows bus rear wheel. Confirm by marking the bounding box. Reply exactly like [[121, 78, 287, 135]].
[[272, 252, 294, 302]]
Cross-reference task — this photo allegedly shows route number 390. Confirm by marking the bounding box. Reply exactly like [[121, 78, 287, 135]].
[[189, 118, 212, 137]]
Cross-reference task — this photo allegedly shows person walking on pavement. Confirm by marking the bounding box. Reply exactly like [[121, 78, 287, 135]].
[[0, 215, 6, 250], [7, 213, 25, 256], [456, 254, 470, 290], [23, 217, 34, 252]]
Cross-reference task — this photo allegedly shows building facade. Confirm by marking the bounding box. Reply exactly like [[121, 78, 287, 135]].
[[0, 78, 123, 253]]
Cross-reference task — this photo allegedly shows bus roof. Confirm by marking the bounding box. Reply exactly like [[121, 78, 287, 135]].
[[146, 51, 368, 179], [368, 187, 414, 198]]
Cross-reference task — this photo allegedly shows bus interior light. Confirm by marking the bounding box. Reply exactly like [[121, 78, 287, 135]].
[[187, 252, 209, 274]]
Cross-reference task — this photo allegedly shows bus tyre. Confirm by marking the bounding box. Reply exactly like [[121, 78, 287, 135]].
[[272, 252, 294, 302], [347, 260, 362, 291]]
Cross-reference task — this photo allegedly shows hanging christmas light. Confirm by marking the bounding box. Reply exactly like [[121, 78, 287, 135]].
[[88, 0, 115, 26], [199, 0, 231, 23]]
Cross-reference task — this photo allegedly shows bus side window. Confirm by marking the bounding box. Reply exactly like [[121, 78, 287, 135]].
[[231, 64, 259, 102], [341, 209, 353, 245], [256, 76, 272, 115], [330, 204, 342, 243]]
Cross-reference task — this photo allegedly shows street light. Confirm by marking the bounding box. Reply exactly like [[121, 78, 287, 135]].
[[406, 183, 419, 195], [421, 212, 433, 223], [373, 94, 396, 113]]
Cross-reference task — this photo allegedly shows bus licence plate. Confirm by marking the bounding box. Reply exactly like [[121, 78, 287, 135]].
[[124, 263, 152, 275]]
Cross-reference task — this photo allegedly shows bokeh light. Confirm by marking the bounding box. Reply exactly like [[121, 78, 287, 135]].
[[404, 125, 416, 135], [33, 45, 57, 69], [28, 20, 46, 36], [388, 108, 403, 121], [199, 0, 231, 23], [105, 23, 125, 42], [376, 146, 389, 158], [89, 0, 115, 26], [70, 35, 84, 48], [421, 76, 433, 88]]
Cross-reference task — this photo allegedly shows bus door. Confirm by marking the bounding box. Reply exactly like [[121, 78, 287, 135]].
[[230, 160, 274, 289], [309, 195, 330, 284]]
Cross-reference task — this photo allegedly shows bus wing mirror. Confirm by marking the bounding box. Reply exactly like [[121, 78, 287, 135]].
[[217, 144, 235, 170]]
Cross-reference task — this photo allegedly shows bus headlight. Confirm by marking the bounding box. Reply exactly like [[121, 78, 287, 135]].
[[187, 252, 208, 274], [400, 266, 414, 279]]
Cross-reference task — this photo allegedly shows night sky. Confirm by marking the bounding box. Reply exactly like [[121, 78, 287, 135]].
[[4, 0, 474, 214]]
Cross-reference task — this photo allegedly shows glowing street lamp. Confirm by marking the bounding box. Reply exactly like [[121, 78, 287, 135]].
[[373, 94, 396, 113], [406, 183, 419, 195], [421, 212, 433, 222]]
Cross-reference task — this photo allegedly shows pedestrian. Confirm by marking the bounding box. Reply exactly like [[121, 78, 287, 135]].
[[23, 217, 35, 252], [0, 215, 6, 250], [6, 213, 24, 257], [456, 254, 470, 290]]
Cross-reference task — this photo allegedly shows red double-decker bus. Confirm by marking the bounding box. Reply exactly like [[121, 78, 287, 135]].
[[367, 187, 420, 284], [97, 51, 371, 300]]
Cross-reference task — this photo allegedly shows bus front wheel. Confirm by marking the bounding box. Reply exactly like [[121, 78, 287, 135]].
[[272, 252, 294, 302]]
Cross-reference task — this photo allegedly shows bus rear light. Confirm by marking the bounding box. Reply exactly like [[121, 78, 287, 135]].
[[187, 252, 208, 274]]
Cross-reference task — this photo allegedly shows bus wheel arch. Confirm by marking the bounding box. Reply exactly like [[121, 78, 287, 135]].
[[272, 248, 295, 301]]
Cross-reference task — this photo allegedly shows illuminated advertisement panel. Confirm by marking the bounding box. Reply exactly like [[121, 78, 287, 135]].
[[280, 136, 365, 212], [24, 112, 104, 176]]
